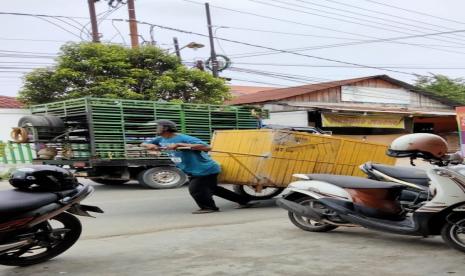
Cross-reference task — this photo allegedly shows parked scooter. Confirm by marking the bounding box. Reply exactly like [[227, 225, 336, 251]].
[[0, 165, 103, 266], [277, 133, 465, 253]]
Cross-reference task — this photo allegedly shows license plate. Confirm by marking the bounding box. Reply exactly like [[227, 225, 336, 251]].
[[171, 157, 182, 163]]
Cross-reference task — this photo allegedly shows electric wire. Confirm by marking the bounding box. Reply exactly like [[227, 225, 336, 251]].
[[183, 0, 465, 56], [224, 77, 287, 87], [251, 0, 465, 54], [127, 20, 426, 76], [224, 28, 465, 59], [0, 37, 74, 43], [232, 62, 465, 70], [363, 0, 465, 26], [294, 0, 465, 42], [110, 19, 127, 44]]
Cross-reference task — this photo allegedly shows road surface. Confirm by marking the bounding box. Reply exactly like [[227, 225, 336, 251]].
[[1, 179, 464, 276]]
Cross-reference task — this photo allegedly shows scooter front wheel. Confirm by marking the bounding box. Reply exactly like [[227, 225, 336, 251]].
[[288, 196, 338, 232], [0, 213, 82, 266], [441, 218, 465, 253]]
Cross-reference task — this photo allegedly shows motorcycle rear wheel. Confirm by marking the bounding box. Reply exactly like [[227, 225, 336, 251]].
[[288, 196, 338, 232], [441, 218, 465, 253], [0, 212, 82, 266]]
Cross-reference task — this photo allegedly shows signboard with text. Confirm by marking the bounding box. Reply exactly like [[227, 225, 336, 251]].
[[321, 113, 405, 129]]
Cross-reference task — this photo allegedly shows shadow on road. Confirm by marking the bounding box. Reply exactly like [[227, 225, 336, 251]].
[[305, 227, 450, 250], [90, 182, 147, 191]]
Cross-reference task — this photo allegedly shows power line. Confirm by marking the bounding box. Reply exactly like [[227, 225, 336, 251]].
[[215, 25, 465, 49], [34, 16, 83, 40], [0, 49, 57, 55], [363, 0, 465, 26], [229, 67, 322, 84], [295, 0, 465, 42], [225, 77, 287, 87], [0, 11, 90, 40], [110, 19, 127, 45], [0, 37, 73, 43], [252, 0, 465, 54], [213, 25, 362, 41], [183, 0, 465, 56], [230, 66, 331, 82], [131, 20, 421, 76], [0, 12, 87, 20], [225, 28, 465, 59], [233, 62, 465, 70]]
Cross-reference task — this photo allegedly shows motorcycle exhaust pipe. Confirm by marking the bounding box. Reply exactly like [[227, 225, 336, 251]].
[[276, 198, 323, 220], [0, 240, 31, 253]]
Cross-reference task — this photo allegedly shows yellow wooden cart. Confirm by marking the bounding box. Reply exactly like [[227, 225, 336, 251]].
[[210, 129, 395, 199]]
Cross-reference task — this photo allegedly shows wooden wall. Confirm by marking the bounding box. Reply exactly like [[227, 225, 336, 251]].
[[283, 78, 450, 109]]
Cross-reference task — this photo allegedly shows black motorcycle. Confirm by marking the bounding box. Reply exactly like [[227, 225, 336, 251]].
[[0, 165, 103, 266]]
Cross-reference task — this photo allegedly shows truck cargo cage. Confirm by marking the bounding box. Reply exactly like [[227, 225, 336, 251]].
[[28, 97, 264, 162]]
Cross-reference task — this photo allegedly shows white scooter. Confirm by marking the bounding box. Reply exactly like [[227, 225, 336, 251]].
[[277, 133, 465, 253]]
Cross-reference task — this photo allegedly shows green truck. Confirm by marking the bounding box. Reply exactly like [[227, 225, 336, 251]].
[[15, 97, 262, 189]]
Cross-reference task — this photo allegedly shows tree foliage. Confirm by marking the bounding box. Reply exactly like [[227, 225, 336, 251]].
[[19, 42, 230, 105], [415, 74, 465, 105]]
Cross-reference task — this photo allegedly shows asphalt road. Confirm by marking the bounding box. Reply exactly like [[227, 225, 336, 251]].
[[1, 179, 465, 276]]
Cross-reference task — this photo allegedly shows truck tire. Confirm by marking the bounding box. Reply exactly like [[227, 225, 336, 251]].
[[138, 167, 187, 189], [233, 185, 284, 200], [18, 115, 51, 127], [43, 116, 64, 127]]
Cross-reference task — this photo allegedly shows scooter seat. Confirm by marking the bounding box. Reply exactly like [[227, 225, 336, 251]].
[[369, 163, 429, 186], [0, 189, 59, 217], [306, 174, 405, 189]]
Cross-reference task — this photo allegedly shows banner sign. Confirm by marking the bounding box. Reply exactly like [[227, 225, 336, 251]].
[[321, 113, 405, 129], [341, 86, 411, 105], [456, 107, 465, 156]]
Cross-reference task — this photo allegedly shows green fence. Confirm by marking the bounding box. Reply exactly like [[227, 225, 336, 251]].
[[0, 141, 35, 164]]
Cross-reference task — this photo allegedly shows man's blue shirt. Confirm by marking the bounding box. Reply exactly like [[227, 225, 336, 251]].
[[149, 134, 221, 176]]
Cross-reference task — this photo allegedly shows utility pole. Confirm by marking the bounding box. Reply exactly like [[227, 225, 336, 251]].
[[205, 3, 218, 77], [127, 0, 139, 48], [173, 37, 181, 59], [87, 0, 100, 42]]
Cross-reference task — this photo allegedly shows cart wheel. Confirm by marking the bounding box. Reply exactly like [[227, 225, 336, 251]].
[[233, 185, 284, 200], [91, 179, 129, 185], [138, 167, 187, 189]]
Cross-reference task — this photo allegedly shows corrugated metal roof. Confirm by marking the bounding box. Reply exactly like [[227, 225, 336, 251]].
[[227, 75, 460, 107], [0, 96, 23, 108]]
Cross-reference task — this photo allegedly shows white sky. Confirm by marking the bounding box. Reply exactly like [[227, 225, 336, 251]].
[[1, 0, 465, 97]]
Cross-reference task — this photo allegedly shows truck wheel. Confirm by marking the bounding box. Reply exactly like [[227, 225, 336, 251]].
[[138, 167, 187, 189], [43, 116, 64, 127], [91, 179, 129, 185], [233, 185, 284, 200]]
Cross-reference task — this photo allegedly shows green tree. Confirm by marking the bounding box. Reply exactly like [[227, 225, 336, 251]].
[[19, 42, 230, 105], [415, 74, 465, 105]]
